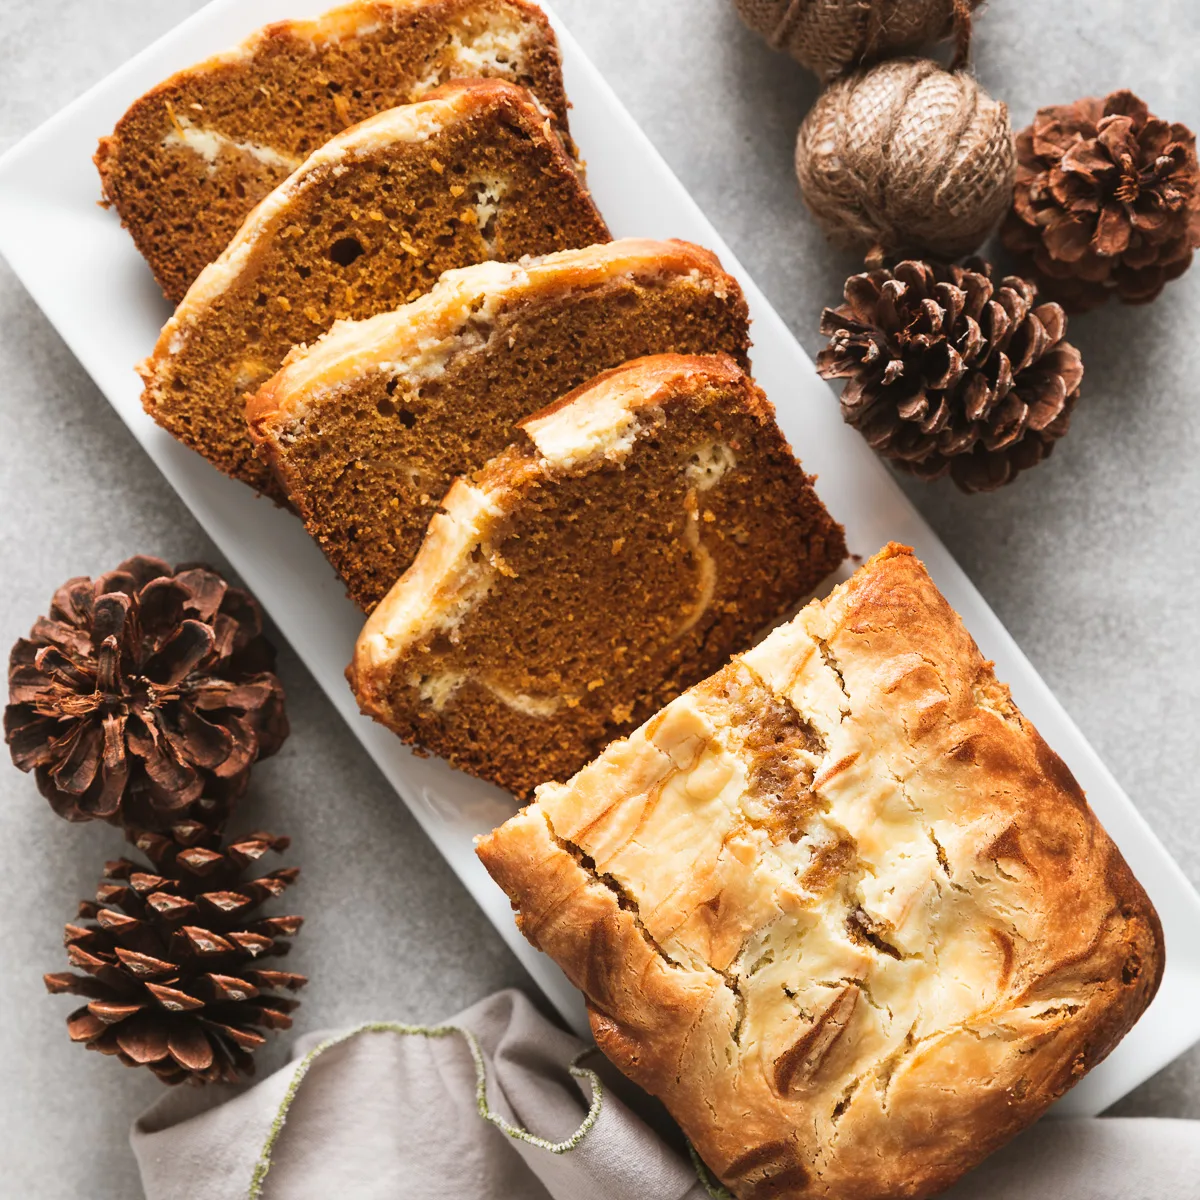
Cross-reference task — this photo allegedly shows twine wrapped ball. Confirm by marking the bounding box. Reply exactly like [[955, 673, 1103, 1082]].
[[734, 0, 979, 79], [796, 58, 1016, 260]]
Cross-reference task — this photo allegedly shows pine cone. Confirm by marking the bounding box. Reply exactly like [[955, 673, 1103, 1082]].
[[817, 259, 1083, 493], [1002, 90, 1200, 310], [44, 822, 305, 1084], [5, 556, 287, 828]]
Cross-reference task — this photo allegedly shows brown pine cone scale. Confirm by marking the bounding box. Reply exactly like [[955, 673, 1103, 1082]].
[[5, 556, 287, 827], [817, 259, 1083, 493], [45, 822, 305, 1084], [1002, 89, 1200, 310]]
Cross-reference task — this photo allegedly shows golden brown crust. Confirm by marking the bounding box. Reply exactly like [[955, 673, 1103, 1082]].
[[517, 348, 758, 428], [477, 543, 1163, 1199], [96, 0, 571, 302]]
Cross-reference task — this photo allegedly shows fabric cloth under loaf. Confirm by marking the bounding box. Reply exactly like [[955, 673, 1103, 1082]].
[[130, 988, 1200, 1200]]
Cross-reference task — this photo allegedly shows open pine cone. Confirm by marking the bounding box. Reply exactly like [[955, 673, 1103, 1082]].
[[44, 822, 305, 1084], [5, 556, 287, 828], [1002, 89, 1200, 310], [817, 258, 1083, 493]]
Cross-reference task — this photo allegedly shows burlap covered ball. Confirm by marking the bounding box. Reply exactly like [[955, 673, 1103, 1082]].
[[795, 57, 1015, 260], [734, 0, 978, 79]]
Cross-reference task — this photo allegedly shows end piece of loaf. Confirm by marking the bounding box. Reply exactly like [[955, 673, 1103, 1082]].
[[350, 353, 846, 797], [97, 0, 571, 302], [138, 78, 609, 496], [248, 238, 751, 610], [477, 542, 1164, 1200]]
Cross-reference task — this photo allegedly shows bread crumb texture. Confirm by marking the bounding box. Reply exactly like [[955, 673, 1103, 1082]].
[[351, 354, 846, 797], [138, 79, 608, 496], [97, 0, 571, 302], [249, 239, 751, 610]]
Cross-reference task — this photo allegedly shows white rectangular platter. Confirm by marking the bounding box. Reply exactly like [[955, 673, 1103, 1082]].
[[1, 0, 1197, 1118]]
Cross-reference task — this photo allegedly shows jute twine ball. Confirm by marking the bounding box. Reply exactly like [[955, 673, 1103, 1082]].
[[734, 0, 979, 79], [795, 58, 1015, 260]]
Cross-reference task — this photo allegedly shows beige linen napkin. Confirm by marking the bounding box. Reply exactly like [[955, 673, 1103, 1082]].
[[131, 988, 1198, 1200]]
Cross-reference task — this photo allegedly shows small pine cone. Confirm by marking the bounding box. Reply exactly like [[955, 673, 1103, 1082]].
[[732, 0, 978, 80], [44, 822, 305, 1084], [5, 556, 287, 828], [817, 258, 1084, 493], [1002, 90, 1200, 311]]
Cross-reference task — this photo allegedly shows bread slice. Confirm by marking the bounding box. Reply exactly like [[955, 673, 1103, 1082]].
[[350, 353, 846, 797], [477, 543, 1163, 1200], [138, 79, 609, 497], [97, 0, 571, 303], [248, 239, 752, 611]]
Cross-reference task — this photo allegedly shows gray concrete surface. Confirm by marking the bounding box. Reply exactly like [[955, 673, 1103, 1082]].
[[1, 1, 1197, 1196]]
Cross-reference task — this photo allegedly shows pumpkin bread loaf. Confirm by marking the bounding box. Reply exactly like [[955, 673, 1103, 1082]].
[[477, 543, 1164, 1200], [248, 239, 752, 611], [350, 353, 846, 797], [138, 79, 609, 497], [97, 0, 572, 302]]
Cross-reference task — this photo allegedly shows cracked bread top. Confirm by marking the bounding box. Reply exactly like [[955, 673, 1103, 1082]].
[[97, 0, 570, 303], [476, 543, 1163, 1200], [350, 353, 846, 797], [138, 78, 609, 497], [247, 239, 751, 610]]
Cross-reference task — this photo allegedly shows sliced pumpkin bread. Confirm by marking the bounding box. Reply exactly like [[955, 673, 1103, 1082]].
[[97, 0, 572, 302], [248, 238, 751, 610], [349, 353, 847, 797], [138, 79, 609, 497]]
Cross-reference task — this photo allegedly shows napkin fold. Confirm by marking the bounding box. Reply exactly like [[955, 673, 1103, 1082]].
[[131, 988, 1198, 1200]]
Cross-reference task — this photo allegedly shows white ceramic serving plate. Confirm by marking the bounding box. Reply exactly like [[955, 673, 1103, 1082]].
[[1, 0, 1196, 1118]]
